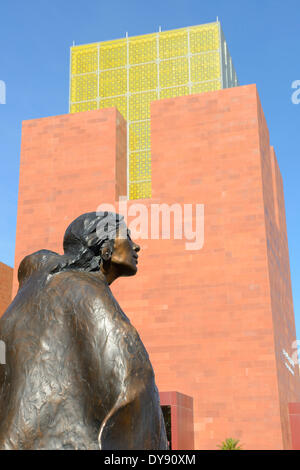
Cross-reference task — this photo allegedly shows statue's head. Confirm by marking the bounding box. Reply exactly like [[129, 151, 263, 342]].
[[62, 211, 140, 282]]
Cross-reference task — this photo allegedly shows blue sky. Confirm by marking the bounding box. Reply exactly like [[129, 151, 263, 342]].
[[0, 0, 299, 333]]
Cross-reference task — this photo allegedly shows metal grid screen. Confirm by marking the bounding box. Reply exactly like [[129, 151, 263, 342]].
[[70, 22, 238, 200]]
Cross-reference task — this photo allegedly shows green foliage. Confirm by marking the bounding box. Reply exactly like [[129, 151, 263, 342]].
[[217, 438, 243, 450]]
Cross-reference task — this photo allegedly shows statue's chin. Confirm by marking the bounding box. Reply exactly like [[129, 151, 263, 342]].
[[124, 268, 137, 277], [110, 260, 138, 279], [120, 264, 137, 277]]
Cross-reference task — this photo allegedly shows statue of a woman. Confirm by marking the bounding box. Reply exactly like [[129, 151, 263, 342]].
[[0, 212, 168, 450]]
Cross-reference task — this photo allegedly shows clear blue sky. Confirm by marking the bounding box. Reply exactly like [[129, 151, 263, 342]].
[[0, 0, 299, 333]]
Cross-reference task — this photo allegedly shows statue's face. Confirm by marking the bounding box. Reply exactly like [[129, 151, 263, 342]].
[[110, 224, 140, 276]]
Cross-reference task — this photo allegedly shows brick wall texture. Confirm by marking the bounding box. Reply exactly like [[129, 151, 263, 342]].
[[10, 84, 300, 449], [0, 262, 13, 317]]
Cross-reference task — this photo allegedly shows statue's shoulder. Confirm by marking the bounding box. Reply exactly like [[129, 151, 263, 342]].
[[48, 270, 119, 310], [49, 270, 107, 294]]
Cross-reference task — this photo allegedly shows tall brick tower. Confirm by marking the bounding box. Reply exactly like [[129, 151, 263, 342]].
[[12, 84, 300, 449], [9, 23, 300, 450]]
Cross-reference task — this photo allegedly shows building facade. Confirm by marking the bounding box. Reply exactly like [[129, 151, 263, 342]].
[[3, 22, 299, 449], [11, 83, 300, 449]]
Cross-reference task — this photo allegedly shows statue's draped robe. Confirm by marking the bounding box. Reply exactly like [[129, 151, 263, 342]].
[[0, 251, 167, 450]]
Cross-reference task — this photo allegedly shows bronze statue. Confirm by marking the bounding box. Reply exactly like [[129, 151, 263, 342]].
[[0, 212, 168, 450]]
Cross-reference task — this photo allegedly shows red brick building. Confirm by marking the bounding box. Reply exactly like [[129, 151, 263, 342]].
[[9, 84, 300, 449], [0, 262, 13, 317]]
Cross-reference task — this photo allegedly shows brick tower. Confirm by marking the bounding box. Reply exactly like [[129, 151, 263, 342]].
[[11, 84, 300, 449]]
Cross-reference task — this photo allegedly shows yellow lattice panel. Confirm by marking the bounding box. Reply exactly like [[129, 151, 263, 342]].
[[191, 52, 220, 82], [129, 121, 151, 152], [99, 68, 127, 97], [192, 80, 221, 94], [70, 101, 98, 113], [70, 22, 239, 200], [71, 45, 98, 74], [129, 181, 151, 200], [129, 34, 157, 65], [70, 73, 98, 103], [129, 151, 151, 181], [159, 29, 188, 59], [160, 86, 190, 99], [99, 39, 127, 70], [129, 152, 139, 180], [99, 96, 127, 120], [129, 63, 157, 92], [129, 91, 157, 121], [190, 23, 220, 53], [159, 57, 189, 88]]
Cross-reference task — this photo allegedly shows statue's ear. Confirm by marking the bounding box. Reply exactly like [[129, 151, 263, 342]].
[[100, 241, 113, 262]]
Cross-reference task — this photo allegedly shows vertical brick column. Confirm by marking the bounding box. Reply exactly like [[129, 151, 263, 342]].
[[288, 403, 300, 449], [113, 84, 300, 449], [0, 262, 13, 317], [11, 85, 299, 449], [13, 108, 126, 297], [160, 391, 194, 450], [257, 93, 300, 449]]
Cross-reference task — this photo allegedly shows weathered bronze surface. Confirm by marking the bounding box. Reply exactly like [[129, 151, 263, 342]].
[[0, 212, 168, 450]]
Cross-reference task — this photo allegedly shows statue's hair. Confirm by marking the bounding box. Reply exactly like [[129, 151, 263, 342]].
[[18, 212, 125, 286], [58, 211, 125, 273]]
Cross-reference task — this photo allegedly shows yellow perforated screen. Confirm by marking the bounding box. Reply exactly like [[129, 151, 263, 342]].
[[70, 22, 238, 199]]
